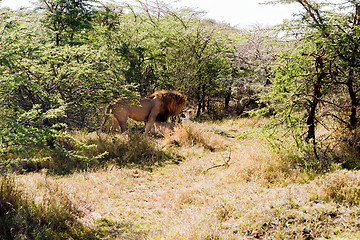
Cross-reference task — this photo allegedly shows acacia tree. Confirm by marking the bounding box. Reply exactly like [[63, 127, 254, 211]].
[[229, 27, 280, 116], [262, 0, 360, 165], [292, 0, 360, 129], [97, 1, 241, 118], [0, 6, 127, 163], [142, 3, 239, 118], [38, 0, 95, 46], [0, 9, 67, 159]]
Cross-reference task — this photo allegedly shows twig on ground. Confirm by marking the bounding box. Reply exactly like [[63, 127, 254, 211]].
[[202, 148, 232, 174]]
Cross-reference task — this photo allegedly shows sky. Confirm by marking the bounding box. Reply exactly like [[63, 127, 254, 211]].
[[0, 0, 302, 28]]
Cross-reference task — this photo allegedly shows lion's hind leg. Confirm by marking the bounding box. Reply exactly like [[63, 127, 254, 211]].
[[110, 114, 120, 132], [112, 109, 129, 133]]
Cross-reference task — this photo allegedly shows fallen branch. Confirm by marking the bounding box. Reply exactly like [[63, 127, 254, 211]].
[[202, 148, 232, 174]]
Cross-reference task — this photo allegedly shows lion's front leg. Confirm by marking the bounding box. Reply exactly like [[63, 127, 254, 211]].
[[145, 111, 159, 134], [145, 119, 156, 134], [110, 115, 120, 132]]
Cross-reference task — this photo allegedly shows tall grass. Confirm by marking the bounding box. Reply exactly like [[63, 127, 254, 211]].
[[313, 170, 360, 206], [332, 126, 360, 169], [1, 130, 179, 174], [0, 174, 97, 239], [6, 118, 360, 239]]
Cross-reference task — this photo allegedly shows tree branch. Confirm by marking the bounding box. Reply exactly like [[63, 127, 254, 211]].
[[292, 92, 351, 109]]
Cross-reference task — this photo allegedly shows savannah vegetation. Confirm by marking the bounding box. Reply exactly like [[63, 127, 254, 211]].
[[1, 0, 360, 239]]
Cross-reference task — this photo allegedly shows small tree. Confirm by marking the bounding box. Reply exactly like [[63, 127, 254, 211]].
[[38, 0, 95, 46], [262, 0, 360, 167]]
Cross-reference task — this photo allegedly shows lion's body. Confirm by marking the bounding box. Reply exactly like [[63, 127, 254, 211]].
[[107, 90, 186, 133]]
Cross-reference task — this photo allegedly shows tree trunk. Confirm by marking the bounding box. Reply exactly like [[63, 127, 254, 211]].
[[224, 87, 231, 111], [306, 53, 325, 145], [196, 84, 202, 118], [196, 101, 202, 118], [347, 4, 360, 129], [347, 71, 357, 129]]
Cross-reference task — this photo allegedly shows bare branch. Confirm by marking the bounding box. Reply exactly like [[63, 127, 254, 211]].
[[292, 92, 351, 109]]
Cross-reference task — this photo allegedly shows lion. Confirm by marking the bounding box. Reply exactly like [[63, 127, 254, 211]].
[[105, 90, 186, 134]]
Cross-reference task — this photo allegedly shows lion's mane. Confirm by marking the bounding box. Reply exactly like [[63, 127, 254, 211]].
[[146, 90, 186, 122]]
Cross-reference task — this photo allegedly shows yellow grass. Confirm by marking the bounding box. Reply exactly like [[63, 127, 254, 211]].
[[15, 118, 360, 239]]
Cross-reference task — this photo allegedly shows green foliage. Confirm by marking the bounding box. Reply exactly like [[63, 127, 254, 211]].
[[0, 1, 251, 173], [38, 0, 95, 46], [258, 1, 360, 169], [3, 0, 359, 175], [0, 7, 133, 173]]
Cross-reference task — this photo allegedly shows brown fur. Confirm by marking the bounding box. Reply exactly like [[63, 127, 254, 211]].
[[147, 90, 187, 122], [106, 90, 186, 133]]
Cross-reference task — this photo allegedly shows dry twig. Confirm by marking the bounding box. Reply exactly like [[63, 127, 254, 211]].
[[202, 148, 232, 174]]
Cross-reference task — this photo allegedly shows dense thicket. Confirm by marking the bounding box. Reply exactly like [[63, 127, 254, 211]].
[[0, 0, 267, 171]]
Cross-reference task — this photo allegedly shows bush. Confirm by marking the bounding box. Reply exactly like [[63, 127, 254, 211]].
[[333, 127, 360, 169], [0, 133, 103, 174], [1, 128, 180, 174]]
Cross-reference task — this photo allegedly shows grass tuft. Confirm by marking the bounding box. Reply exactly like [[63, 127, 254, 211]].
[[313, 170, 360, 206], [162, 123, 228, 151], [74, 130, 177, 168]]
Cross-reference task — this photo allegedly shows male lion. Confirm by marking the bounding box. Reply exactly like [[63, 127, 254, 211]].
[[106, 90, 186, 134]]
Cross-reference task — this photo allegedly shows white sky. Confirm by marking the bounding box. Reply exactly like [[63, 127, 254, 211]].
[[0, 0, 302, 28]]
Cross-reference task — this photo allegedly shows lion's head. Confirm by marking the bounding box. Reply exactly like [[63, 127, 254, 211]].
[[147, 90, 186, 122]]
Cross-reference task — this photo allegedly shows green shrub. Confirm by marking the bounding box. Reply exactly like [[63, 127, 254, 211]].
[[1, 128, 179, 174]]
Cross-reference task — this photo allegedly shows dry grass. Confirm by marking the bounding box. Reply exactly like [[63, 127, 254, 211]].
[[69, 130, 178, 168], [14, 118, 360, 239], [313, 170, 360, 206], [0, 174, 95, 239], [161, 122, 229, 151]]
